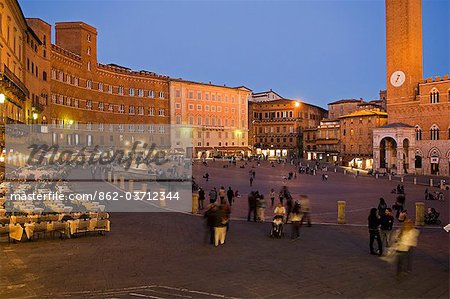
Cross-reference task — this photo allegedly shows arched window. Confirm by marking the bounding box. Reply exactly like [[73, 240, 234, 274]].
[[430, 124, 439, 140], [415, 125, 422, 140], [430, 89, 439, 104]]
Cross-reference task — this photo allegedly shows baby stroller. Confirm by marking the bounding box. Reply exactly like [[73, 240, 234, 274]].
[[270, 215, 284, 238], [424, 208, 441, 225]]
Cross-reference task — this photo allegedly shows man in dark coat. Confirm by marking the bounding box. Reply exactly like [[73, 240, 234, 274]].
[[226, 187, 234, 206], [204, 204, 217, 245], [247, 191, 257, 222]]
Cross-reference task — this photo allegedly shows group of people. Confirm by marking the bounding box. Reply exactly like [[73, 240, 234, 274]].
[[197, 186, 238, 210], [368, 197, 420, 278]]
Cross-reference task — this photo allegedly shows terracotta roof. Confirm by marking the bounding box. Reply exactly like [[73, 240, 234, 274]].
[[379, 122, 414, 129], [328, 99, 363, 105], [338, 109, 387, 119]]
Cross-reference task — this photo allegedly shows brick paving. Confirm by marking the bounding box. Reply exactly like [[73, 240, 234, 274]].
[[0, 161, 448, 298], [192, 160, 449, 225], [0, 212, 448, 298]]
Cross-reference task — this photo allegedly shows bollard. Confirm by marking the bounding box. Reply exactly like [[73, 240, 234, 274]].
[[440, 180, 445, 190], [401, 176, 404, 183], [113, 174, 118, 185], [141, 183, 147, 192], [107, 172, 112, 182], [389, 174, 392, 181], [375, 173, 379, 179], [430, 178, 433, 187], [128, 180, 134, 193], [120, 176, 125, 189], [192, 193, 199, 214], [414, 177, 417, 185], [344, 169, 347, 175], [313, 170, 316, 175], [337, 201, 346, 224], [334, 168, 337, 173], [415, 202, 425, 226], [159, 188, 166, 207]]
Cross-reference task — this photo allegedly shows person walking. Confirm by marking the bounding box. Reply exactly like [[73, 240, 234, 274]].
[[209, 187, 217, 204], [368, 208, 382, 256], [377, 197, 388, 216], [214, 204, 228, 247], [290, 202, 302, 239], [198, 187, 205, 210], [380, 208, 394, 253], [285, 196, 293, 223], [299, 195, 312, 227], [204, 204, 217, 245], [269, 189, 275, 207], [226, 187, 234, 206], [256, 194, 266, 222], [396, 219, 419, 277], [247, 191, 257, 222], [218, 186, 226, 203]]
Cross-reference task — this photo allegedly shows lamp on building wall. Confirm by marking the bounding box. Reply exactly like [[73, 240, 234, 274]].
[[32, 113, 38, 120], [0, 93, 5, 104], [294, 101, 300, 107]]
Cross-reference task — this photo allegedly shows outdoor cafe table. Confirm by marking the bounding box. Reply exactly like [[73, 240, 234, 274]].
[[9, 224, 23, 241]]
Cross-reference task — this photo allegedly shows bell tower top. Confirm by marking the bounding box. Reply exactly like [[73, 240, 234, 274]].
[[385, 0, 423, 108]]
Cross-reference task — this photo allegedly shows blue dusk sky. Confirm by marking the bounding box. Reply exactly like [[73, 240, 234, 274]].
[[20, 0, 449, 108]]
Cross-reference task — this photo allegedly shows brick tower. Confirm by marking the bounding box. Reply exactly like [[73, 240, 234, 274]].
[[385, 0, 423, 123]]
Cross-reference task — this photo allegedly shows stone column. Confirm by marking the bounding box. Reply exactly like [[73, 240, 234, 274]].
[[192, 193, 199, 214], [415, 202, 425, 226], [337, 201, 346, 224], [397, 147, 404, 175]]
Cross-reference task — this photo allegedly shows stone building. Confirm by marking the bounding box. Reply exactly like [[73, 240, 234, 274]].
[[24, 20, 171, 149], [249, 95, 327, 158], [340, 110, 388, 169], [169, 79, 251, 158], [310, 119, 340, 163], [0, 0, 30, 147], [373, 0, 450, 176]]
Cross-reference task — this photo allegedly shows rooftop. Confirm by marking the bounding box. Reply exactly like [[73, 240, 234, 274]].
[[339, 109, 387, 119]]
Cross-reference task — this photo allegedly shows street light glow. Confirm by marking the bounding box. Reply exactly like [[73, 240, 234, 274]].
[[294, 101, 300, 107], [32, 113, 38, 120], [0, 93, 5, 104]]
